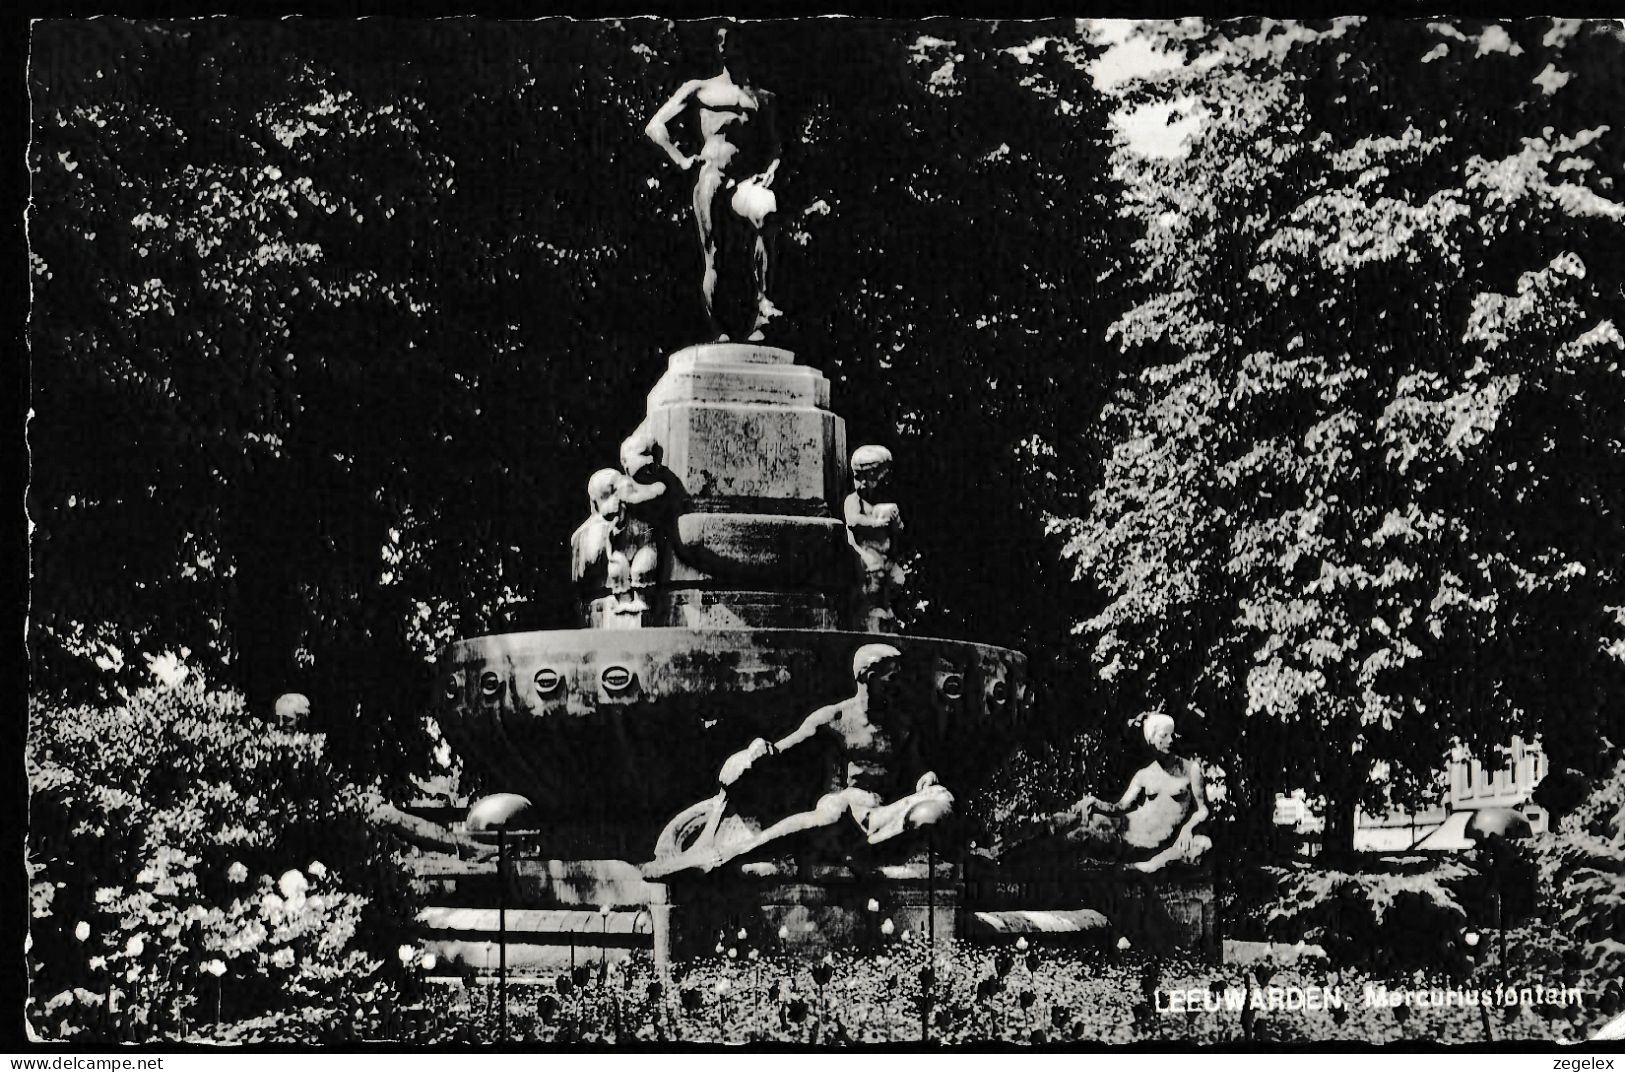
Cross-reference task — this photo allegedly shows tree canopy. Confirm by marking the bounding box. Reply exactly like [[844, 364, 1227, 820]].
[[1062, 18, 1625, 847], [30, 18, 1625, 836], [28, 18, 1122, 779]]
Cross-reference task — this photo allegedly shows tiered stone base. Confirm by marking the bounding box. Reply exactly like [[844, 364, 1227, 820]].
[[965, 858, 1218, 958], [411, 845, 660, 973], [650, 860, 961, 971]]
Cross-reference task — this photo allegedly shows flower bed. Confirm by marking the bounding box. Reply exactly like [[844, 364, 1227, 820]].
[[184, 939, 1601, 1046]]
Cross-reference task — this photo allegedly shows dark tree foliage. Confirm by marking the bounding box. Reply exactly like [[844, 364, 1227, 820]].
[[1065, 18, 1625, 848], [28, 19, 1126, 782]]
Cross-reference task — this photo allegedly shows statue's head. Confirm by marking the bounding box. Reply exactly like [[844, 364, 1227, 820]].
[[587, 468, 622, 519], [619, 427, 661, 479], [714, 23, 750, 77], [274, 692, 310, 731], [1142, 712, 1177, 754], [851, 444, 893, 496], [853, 643, 904, 708]]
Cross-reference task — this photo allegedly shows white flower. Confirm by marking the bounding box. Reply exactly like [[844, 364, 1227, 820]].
[[866, 899, 880, 913], [87, 956, 106, 971], [727, 947, 738, 960], [277, 870, 308, 899], [1464, 932, 1480, 947], [421, 953, 437, 971], [261, 893, 284, 916], [599, 903, 612, 916], [1015, 936, 1029, 951], [777, 926, 790, 941], [880, 918, 895, 937], [714, 942, 725, 955], [305, 896, 325, 914], [1116, 936, 1132, 951], [736, 928, 748, 941], [398, 944, 417, 965], [226, 861, 249, 883], [125, 936, 145, 958], [238, 920, 268, 951], [74, 921, 90, 942], [748, 949, 759, 961], [202, 959, 226, 978], [307, 860, 328, 879], [270, 947, 295, 969], [714, 978, 731, 995]]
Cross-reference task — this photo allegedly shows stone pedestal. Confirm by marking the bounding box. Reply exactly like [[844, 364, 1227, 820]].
[[642, 344, 851, 630], [965, 859, 1218, 958], [652, 860, 961, 971], [411, 850, 661, 973]]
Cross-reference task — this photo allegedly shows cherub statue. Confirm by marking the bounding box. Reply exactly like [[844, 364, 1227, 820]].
[[570, 467, 625, 598], [644, 644, 952, 877], [997, 713, 1211, 873], [845, 445, 906, 633], [609, 428, 672, 615]]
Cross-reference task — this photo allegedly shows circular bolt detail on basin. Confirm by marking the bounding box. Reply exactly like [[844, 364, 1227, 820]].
[[533, 668, 563, 695], [479, 671, 502, 697], [940, 674, 964, 699], [600, 665, 635, 693]]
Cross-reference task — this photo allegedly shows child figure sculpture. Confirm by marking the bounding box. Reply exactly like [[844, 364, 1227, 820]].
[[845, 444, 906, 633], [570, 468, 625, 599], [610, 427, 671, 616]]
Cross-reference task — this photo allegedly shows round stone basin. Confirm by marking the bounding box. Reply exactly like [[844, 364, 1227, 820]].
[[436, 628, 1028, 860]]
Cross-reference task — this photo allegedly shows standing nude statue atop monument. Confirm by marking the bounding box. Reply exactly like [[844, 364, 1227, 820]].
[[643, 644, 953, 877], [645, 26, 782, 342]]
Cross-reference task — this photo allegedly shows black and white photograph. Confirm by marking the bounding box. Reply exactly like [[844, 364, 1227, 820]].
[[17, 14, 1625, 1052]]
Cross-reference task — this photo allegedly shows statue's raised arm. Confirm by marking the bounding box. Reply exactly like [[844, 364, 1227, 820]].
[[645, 79, 705, 171]]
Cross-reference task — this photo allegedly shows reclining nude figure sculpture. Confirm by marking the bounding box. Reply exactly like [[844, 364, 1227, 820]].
[[998, 713, 1211, 873], [644, 644, 953, 878]]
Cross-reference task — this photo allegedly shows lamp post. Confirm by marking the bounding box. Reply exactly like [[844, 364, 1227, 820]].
[[466, 792, 535, 1042], [1465, 806, 1532, 985]]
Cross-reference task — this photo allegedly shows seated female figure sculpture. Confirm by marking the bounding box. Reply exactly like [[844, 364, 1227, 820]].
[[643, 644, 953, 877], [999, 713, 1211, 873]]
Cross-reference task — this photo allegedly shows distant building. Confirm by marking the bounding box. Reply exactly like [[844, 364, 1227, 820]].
[[1446, 736, 1549, 833], [1404, 737, 1549, 849], [1281, 738, 1550, 853], [1447, 736, 1547, 812]]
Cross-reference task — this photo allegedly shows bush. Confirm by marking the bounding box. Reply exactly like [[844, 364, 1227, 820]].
[[1256, 857, 1481, 974], [1523, 755, 1625, 1018], [26, 680, 421, 1042]]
